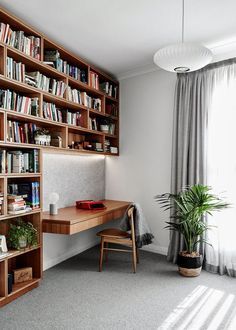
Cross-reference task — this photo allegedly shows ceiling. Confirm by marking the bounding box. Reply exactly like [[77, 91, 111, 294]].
[[1, 0, 236, 79]]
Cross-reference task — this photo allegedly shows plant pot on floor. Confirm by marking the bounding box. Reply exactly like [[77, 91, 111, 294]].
[[177, 251, 203, 277]]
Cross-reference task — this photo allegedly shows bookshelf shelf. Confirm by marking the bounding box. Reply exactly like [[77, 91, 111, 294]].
[[0, 245, 41, 262]]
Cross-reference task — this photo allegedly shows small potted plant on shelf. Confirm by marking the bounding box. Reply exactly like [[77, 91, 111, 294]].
[[8, 219, 38, 250], [155, 184, 229, 277], [34, 128, 51, 146], [99, 118, 111, 134]]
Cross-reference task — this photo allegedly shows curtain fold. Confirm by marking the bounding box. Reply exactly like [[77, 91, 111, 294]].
[[168, 58, 236, 273]]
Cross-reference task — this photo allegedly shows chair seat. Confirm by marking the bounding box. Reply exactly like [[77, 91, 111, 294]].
[[97, 228, 131, 239]]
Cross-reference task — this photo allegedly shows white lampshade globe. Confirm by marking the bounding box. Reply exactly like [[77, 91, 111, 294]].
[[153, 43, 213, 73], [49, 192, 59, 204]]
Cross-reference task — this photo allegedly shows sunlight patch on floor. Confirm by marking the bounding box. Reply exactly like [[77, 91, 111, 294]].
[[158, 285, 235, 330]]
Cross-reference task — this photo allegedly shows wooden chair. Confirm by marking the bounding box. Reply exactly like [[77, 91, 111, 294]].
[[96, 206, 139, 273]]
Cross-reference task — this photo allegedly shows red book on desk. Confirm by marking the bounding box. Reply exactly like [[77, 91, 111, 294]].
[[76, 200, 106, 210]]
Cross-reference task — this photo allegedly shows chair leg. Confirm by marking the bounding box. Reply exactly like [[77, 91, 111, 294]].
[[132, 245, 137, 273], [99, 237, 104, 272], [104, 242, 108, 262], [136, 247, 139, 264]]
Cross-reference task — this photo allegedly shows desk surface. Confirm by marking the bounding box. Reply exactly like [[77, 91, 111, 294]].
[[43, 200, 130, 235]]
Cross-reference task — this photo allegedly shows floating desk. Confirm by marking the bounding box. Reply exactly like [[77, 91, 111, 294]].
[[42, 200, 130, 235]]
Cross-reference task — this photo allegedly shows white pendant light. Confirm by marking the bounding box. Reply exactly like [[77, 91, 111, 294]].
[[153, 0, 213, 73]]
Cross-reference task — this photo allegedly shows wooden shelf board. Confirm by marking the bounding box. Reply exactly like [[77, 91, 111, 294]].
[[0, 209, 41, 221], [0, 172, 41, 178], [0, 245, 41, 262], [105, 95, 119, 103], [104, 133, 118, 139], [8, 278, 40, 297], [5, 109, 65, 128]]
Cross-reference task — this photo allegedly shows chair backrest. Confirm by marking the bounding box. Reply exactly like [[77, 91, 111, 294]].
[[128, 206, 136, 244]]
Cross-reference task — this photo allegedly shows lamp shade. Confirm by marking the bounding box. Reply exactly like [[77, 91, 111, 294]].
[[153, 43, 213, 73]]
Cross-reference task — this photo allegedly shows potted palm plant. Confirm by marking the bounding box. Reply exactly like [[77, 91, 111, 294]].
[[155, 184, 228, 277]]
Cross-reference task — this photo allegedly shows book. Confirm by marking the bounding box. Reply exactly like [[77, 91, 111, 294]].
[[89, 71, 99, 90]]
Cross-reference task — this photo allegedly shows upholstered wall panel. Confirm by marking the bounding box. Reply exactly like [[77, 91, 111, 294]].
[[43, 153, 105, 210], [42, 153, 105, 270]]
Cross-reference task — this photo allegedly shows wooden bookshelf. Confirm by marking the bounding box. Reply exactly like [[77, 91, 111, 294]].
[[0, 6, 119, 156], [0, 5, 120, 307]]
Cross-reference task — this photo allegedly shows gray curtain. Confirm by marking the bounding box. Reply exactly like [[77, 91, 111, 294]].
[[167, 58, 236, 263]]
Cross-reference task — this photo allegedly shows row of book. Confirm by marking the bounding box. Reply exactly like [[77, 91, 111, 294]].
[[100, 82, 118, 99], [43, 102, 63, 122], [8, 181, 40, 213], [0, 89, 39, 116], [6, 149, 39, 174], [44, 50, 87, 83], [67, 87, 102, 110], [25, 71, 67, 97], [6, 57, 25, 82], [106, 103, 119, 117], [66, 111, 82, 126], [89, 71, 99, 90], [7, 120, 37, 144], [42, 102, 82, 126], [0, 22, 41, 59], [0, 149, 39, 173]]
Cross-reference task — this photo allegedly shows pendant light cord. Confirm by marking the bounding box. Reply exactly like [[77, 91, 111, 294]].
[[182, 0, 185, 43]]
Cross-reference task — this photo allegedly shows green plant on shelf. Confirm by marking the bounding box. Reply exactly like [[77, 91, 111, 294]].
[[8, 219, 38, 250]]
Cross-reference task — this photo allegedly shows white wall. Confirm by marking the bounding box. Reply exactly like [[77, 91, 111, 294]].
[[105, 70, 176, 254], [43, 153, 105, 270]]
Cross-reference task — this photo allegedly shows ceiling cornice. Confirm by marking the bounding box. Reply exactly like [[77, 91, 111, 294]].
[[117, 40, 236, 81]]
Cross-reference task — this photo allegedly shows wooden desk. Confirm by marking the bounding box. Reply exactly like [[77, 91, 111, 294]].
[[42, 200, 130, 235]]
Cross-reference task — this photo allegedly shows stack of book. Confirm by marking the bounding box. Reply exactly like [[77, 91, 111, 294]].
[[7, 120, 37, 144], [44, 50, 87, 82], [65, 111, 81, 126], [104, 139, 110, 153], [89, 71, 99, 90], [0, 192, 4, 215], [110, 146, 118, 154], [8, 182, 40, 210], [100, 82, 118, 99], [0, 89, 39, 116], [7, 194, 31, 214], [6, 57, 25, 82], [43, 102, 63, 122], [0, 22, 41, 59], [6, 149, 39, 173], [91, 142, 103, 152], [25, 71, 67, 97]]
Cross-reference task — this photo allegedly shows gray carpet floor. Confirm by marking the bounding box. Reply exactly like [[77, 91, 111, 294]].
[[0, 246, 236, 330]]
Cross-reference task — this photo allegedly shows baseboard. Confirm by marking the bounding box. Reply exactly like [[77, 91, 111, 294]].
[[142, 244, 168, 256], [43, 239, 99, 271]]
